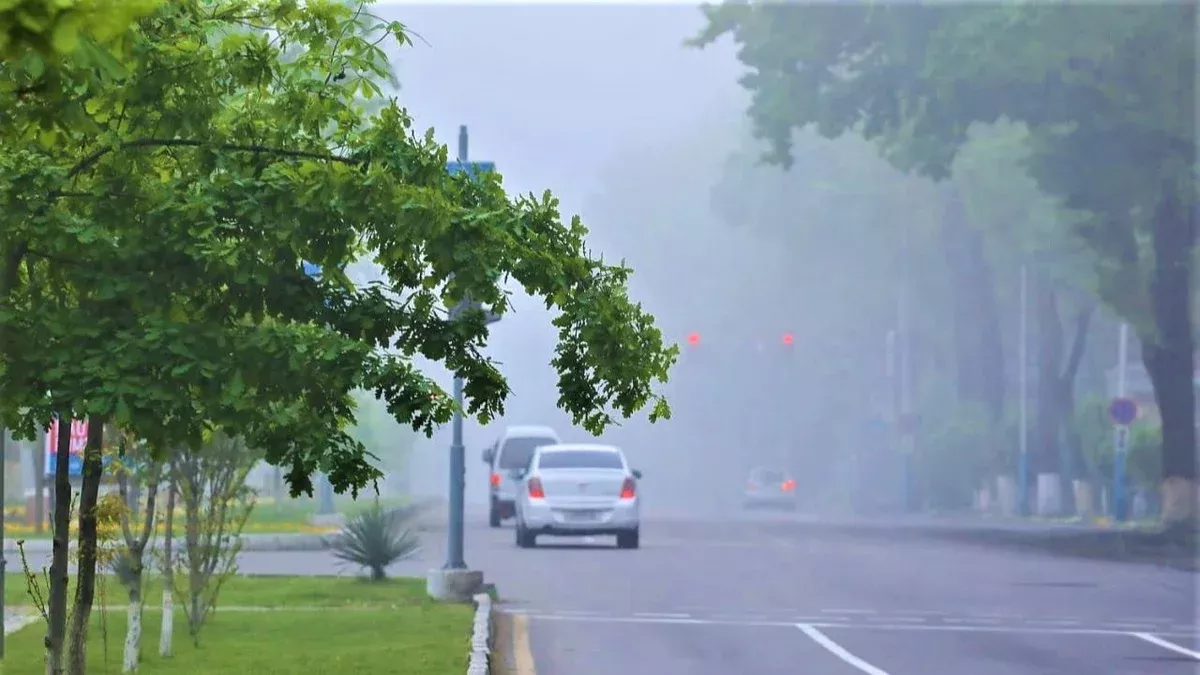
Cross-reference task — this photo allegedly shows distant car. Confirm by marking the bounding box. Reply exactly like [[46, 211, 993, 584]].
[[742, 467, 797, 510], [482, 425, 561, 527], [512, 443, 642, 550]]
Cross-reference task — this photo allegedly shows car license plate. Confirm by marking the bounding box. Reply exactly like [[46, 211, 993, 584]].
[[561, 510, 598, 522]]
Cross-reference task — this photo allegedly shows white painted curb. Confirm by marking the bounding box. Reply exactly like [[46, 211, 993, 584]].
[[467, 592, 492, 675]]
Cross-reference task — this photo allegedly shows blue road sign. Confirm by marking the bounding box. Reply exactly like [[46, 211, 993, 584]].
[[446, 160, 496, 179], [1109, 397, 1138, 425]]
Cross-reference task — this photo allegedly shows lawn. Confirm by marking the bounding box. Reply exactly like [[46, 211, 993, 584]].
[[4, 576, 474, 674], [4, 494, 410, 538]]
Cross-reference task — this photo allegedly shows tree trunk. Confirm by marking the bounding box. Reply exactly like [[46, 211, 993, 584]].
[[45, 417, 73, 675], [1033, 277, 1064, 479], [1143, 183, 1197, 530], [65, 418, 105, 675], [159, 469, 176, 658], [939, 185, 1007, 473], [1057, 305, 1094, 517], [122, 570, 143, 673]]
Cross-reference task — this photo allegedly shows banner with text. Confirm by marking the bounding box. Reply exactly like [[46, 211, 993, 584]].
[[43, 418, 89, 477]]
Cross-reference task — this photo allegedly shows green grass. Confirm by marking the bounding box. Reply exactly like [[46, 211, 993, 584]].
[[4, 576, 474, 674], [5, 573, 442, 611]]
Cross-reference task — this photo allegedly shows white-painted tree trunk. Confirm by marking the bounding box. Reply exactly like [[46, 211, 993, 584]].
[[122, 596, 142, 672], [159, 588, 174, 657]]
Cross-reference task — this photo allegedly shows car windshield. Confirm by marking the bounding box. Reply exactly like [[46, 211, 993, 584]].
[[538, 450, 624, 470], [752, 469, 786, 483], [497, 436, 558, 469]]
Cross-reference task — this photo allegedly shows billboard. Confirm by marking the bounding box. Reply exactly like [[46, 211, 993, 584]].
[[44, 418, 89, 477]]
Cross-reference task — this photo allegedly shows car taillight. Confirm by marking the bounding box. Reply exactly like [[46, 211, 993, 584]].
[[782, 479, 796, 492], [528, 477, 545, 500], [490, 473, 500, 487], [620, 477, 636, 500]]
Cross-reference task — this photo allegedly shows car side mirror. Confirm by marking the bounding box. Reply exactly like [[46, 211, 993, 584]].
[[632, 469, 643, 480], [481, 448, 494, 464]]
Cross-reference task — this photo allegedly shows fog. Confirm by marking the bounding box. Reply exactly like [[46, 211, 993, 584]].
[[360, 4, 765, 515], [363, 3, 1142, 522]]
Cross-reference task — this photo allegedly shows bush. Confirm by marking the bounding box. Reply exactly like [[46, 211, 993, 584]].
[[326, 501, 421, 581]]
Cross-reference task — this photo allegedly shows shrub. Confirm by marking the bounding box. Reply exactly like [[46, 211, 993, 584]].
[[326, 501, 421, 581]]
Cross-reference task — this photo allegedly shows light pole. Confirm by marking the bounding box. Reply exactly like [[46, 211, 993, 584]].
[[1018, 263, 1029, 516], [428, 126, 499, 600], [1113, 322, 1130, 521]]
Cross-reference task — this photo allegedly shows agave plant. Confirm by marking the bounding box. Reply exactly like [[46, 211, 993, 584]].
[[326, 501, 421, 581]]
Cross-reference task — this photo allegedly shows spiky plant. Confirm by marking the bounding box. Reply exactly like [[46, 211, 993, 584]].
[[326, 501, 421, 581]]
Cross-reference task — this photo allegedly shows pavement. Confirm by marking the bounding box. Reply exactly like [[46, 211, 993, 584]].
[[472, 508, 1199, 675], [5, 506, 1198, 674]]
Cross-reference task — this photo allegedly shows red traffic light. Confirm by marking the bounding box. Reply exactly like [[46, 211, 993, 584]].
[[686, 332, 701, 346], [782, 332, 794, 346]]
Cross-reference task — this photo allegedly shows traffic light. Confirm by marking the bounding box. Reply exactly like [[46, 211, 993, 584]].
[[781, 332, 794, 346], [686, 332, 701, 346]]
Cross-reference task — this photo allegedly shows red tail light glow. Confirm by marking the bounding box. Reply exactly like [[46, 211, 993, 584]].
[[620, 477, 636, 500], [782, 479, 796, 492], [489, 472, 500, 487], [686, 332, 701, 346], [528, 477, 545, 500]]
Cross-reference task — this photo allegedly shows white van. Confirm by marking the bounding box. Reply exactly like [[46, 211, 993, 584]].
[[482, 425, 561, 527]]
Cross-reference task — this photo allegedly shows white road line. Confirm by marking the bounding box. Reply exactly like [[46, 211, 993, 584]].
[[518, 613, 1198, 639], [1131, 633, 1200, 661], [822, 609, 878, 615], [551, 610, 610, 617], [1107, 622, 1160, 630], [632, 612, 692, 619], [797, 624, 892, 675], [867, 616, 926, 624], [944, 617, 1001, 625], [1026, 620, 1080, 627]]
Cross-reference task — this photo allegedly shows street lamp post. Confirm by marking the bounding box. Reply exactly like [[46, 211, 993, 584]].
[[427, 125, 500, 601]]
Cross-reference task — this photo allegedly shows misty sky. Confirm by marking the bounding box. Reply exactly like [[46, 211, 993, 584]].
[[373, 3, 756, 502]]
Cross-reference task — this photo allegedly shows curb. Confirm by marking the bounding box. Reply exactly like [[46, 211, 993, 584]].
[[4, 533, 332, 554], [467, 592, 492, 675]]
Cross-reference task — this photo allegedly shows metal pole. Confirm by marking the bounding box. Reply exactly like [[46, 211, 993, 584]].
[[444, 124, 470, 571], [1018, 264, 1029, 516], [1114, 323, 1130, 521], [317, 474, 334, 515], [897, 223, 913, 511]]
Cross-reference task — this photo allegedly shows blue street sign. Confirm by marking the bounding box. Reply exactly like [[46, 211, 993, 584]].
[[445, 160, 496, 179], [1109, 397, 1137, 425]]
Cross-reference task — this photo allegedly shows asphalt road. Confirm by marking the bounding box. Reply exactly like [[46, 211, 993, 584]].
[[6, 509, 1199, 674], [472, 512, 1198, 675]]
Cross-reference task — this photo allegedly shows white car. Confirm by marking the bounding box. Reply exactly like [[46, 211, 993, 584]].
[[482, 425, 561, 528], [512, 443, 642, 549], [742, 466, 798, 510]]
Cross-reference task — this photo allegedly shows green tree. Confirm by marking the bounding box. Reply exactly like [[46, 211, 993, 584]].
[[1, 1, 676, 670], [693, 3, 1196, 527]]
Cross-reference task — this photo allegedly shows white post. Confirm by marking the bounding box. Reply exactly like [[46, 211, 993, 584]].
[[1013, 263, 1028, 517]]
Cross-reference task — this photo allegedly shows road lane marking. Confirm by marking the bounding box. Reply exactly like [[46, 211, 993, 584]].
[[513, 613, 538, 675], [1131, 633, 1200, 661], [797, 624, 891, 675], [517, 613, 1198, 639], [822, 609, 878, 615], [633, 612, 692, 619], [867, 616, 925, 624]]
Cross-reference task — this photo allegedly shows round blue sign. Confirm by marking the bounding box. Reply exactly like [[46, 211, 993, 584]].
[[1109, 397, 1138, 425]]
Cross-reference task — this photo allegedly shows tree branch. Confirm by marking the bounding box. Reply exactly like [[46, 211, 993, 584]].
[[67, 138, 360, 181], [1060, 303, 1095, 386]]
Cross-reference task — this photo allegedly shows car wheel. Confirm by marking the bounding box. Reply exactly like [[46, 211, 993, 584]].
[[489, 500, 501, 528], [616, 528, 639, 550], [515, 522, 535, 548]]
